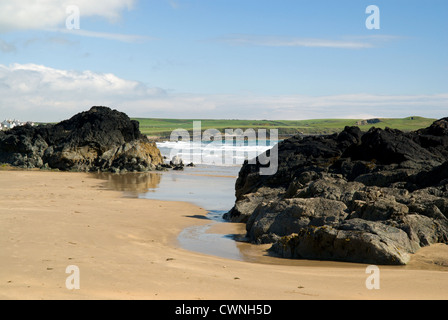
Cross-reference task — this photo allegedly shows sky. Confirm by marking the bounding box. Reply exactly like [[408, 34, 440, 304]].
[[0, 0, 447, 122]]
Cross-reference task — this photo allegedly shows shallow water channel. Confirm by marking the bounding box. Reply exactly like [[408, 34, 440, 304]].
[[93, 165, 250, 261]]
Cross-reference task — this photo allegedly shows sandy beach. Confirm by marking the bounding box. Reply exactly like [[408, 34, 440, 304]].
[[0, 170, 447, 300]]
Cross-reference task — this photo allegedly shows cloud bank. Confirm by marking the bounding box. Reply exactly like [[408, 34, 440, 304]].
[[0, 63, 446, 122]]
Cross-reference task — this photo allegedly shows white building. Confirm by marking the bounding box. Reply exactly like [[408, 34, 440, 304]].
[[0, 119, 35, 131]]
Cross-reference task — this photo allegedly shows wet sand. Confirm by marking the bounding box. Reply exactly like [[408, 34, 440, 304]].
[[0, 170, 447, 300]]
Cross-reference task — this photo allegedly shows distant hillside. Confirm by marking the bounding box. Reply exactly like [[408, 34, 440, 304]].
[[133, 116, 438, 140]]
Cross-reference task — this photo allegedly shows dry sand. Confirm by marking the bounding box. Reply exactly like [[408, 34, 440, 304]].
[[0, 170, 447, 300]]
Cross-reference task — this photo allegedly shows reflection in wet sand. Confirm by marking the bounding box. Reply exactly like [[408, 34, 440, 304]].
[[93, 172, 162, 197]]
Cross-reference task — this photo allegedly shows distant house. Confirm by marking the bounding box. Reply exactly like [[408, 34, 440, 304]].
[[1, 119, 15, 130], [0, 119, 34, 131]]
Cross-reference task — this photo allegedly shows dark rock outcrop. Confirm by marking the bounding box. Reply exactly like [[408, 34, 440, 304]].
[[0, 106, 163, 172], [225, 118, 448, 265]]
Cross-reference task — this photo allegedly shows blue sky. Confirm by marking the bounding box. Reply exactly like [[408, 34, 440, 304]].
[[0, 0, 446, 121]]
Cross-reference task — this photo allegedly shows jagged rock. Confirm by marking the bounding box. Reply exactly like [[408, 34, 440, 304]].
[[227, 118, 448, 265], [270, 219, 416, 265], [247, 198, 348, 244], [0, 107, 163, 172], [169, 155, 185, 171], [170, 155, 183, 166], [223, 187, 285, 223]]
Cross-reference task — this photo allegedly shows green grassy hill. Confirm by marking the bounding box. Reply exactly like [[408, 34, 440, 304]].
[[133, 116, 437, 140]]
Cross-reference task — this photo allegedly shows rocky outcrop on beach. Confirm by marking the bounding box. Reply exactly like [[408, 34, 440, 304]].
[[0, 106, 163, 172], [225, 118, 448, 265]]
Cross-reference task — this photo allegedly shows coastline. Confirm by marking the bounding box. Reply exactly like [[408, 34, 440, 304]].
[[1, 170, 448, 300]]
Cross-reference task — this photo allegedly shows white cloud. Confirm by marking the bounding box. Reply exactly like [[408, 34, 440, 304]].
[[0, 0, 151, 43], [52, 28, 155, 43], [0, 0, 136, 32], [0, 63, 446, 122], [215, 34, 401, 49], [0, 63, 163, 121], [2, 63, 139, 94]]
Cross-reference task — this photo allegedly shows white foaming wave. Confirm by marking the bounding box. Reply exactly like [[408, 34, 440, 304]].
[[157, 140, 276, 166]]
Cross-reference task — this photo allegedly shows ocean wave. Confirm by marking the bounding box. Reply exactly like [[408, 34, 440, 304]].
[[157, 140, 277, 166]]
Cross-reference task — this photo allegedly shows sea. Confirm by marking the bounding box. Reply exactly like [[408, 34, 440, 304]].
[[156, 139, 278, 168]]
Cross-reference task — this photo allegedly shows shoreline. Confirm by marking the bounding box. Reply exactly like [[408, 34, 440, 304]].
[[0, 169, 448, 300]]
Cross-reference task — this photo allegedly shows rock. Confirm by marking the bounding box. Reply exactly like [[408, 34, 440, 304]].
[[343, 127, 437, 165], [354, 169, 416, 187], [347, 198, 409, 221], [295, 174, 364, 202], [224, 187, 284, 223], [246, 197, 348, 244], [0, 107, 164, 172], [227, 118, 448, 265], [269, 219, 415, 265], [170, 155, 183, 166], [169, 155, 184, 171]]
